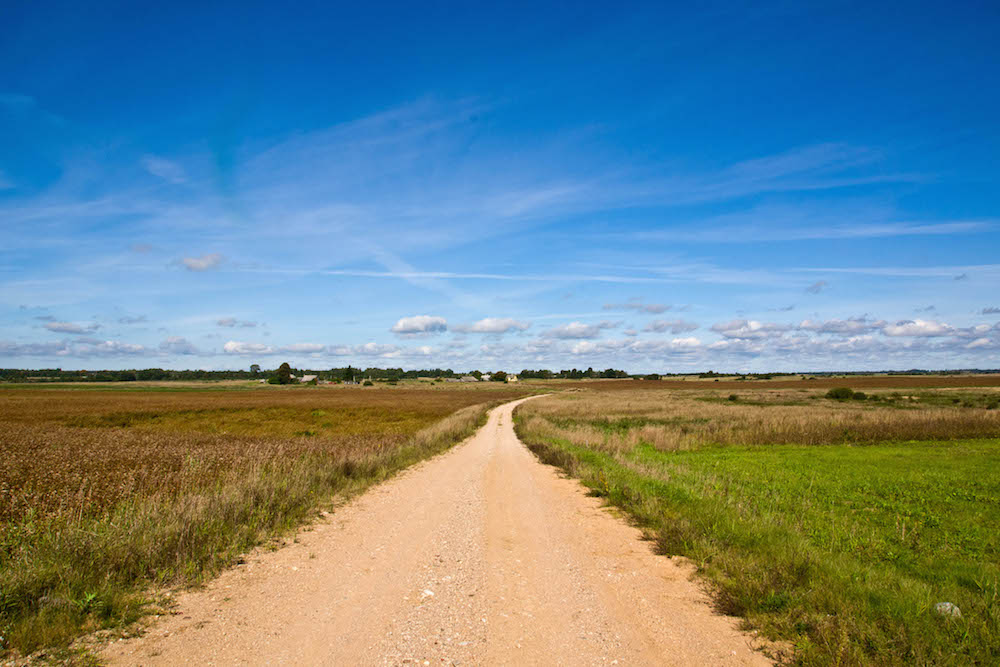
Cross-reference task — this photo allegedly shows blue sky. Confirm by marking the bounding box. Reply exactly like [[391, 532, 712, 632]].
[[2, 0, 999, 372]]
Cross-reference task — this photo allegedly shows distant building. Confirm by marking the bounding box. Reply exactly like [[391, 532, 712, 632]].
[[459, 375, 478, 382], [506, 375, 518, 383], [298, 375, 318, 383], [481, 374, 491, 382]]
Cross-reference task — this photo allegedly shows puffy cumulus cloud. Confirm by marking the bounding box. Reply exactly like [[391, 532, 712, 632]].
[[223, 340, 276, 355], [159, 336, 199, 355], [281, 343, 326, 354], [44, 321, 100, 335], [217, 317, 258, 328], [805, 280, 828, 294], [644, 319, 699, 334], [181, 253, 224, 271], [451, 317, 530, 334], [881, 319, 954, 337], [798, 316, 885, 336], [390, 315, 448, 336], [602, 300, 669, 314], [542, 321, 618, 339], [955, 324, 994, 339], [710, 319, 792, 339]]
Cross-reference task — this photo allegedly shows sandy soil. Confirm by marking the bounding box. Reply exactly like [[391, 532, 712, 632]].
[[100, 397, 770, 666]]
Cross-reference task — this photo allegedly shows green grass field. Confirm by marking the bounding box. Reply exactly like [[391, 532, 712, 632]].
[[516, 390, 1000, 665]]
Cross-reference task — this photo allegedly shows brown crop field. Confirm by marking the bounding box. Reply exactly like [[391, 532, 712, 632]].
[[0, 383, 528, 657]]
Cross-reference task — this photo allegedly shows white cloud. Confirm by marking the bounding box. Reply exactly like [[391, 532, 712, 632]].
[[44, 321, 100, 335], [452, 317, 530, 334], [181, 253, 224, 271], [710, 319, 792, 339], [644, 319, 699, 334], [141, 155, 187, 184], [217, 317, 258, 328], [542, 320, 619, 339], [798, 317, 885, 336], [391, 315, 448, 335], [223, 340, 276, 355], [159, 336, 199, 355], [881, 319, 954, 337], [85, 340, 147, 355]]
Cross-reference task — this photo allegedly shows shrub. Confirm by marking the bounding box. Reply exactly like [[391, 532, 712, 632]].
[[362, 380, 374, 387], [728, 394, 739, 402], [825, 387, 855, 400], [851, 391, 867, 401]]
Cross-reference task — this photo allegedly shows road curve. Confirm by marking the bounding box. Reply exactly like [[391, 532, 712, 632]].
[[101, 397, 769, 666]]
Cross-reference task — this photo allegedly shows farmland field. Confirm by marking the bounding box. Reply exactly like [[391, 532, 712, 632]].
[[514, 383, 1000, 665], [0, 382, 527, 656]]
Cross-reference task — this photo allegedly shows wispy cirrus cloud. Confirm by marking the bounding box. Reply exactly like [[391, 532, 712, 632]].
[[44, 321, 100, 335], [644, 319, 699, 334], [141, 155, 187, 184], [217, 317, 257, 328], [603, 299, 669, 314]]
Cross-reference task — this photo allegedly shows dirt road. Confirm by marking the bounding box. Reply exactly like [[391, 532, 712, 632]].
[[101, 397, 769, 666]]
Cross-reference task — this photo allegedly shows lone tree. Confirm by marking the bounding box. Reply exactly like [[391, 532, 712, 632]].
[[276, 362, 293, 385], [250, 364, 260, 376]]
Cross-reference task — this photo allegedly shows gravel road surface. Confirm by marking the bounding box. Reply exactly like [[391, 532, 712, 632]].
[[101, 396, 769, 666]]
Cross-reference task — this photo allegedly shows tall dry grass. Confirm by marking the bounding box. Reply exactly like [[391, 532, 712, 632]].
[[0, 386, 521, 657], [520, 388, 1000, 453]]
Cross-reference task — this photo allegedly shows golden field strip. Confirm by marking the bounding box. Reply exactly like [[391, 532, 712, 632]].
[[514, 378, 1000, 665], [0, 382, 528, 657]]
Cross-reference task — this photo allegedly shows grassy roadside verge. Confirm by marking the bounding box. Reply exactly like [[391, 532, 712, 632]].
[[514, 405, 1000, 665], [1, 398, 505, 660]]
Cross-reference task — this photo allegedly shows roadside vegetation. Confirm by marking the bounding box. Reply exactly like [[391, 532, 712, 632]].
[[514, 385, 1000, 665], [0, 383, 526, 658]]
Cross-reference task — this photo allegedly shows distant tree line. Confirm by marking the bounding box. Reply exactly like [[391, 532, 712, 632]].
[[2, 365, 997, 384], [517, 367, 630, 379]]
